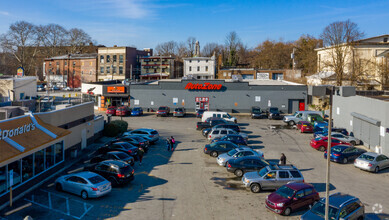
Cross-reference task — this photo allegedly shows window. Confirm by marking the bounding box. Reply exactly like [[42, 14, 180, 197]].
[[197, 60, 200, 63], [73, 61, 76, 66], [384, 37, 388, 43], [197, 66, 200, 71], [244, 151, 254, 156], [189, 60, 192, 63], [106, 55, 110, 63], [106, 66, 110, 73], [119, 55, 123, 63], [90, 70, 92, 75], [228, 72, 232, 76], [206, 66, 208, 71], [289, 170, 302, 178], [113, 55, 117, 62], [56, 61, 59, 65], [65, 61, 67, 65], [100, 67, 104, 74], [73, 70, 75, 75], [100, 55, 104, 63], [219, 144, 226, 149], [220, 130, 227, 135], [279, 171, 290, 179], [35, 149, 45, 175], [119, 66, 123, 74], [81, 61, 84, 66], [22, 154, 34, 182], [81, 71, 84, 75], [266, 171, 276, 179], [223, 73, 226, 77], [46, 145, 55, 169], [304, 188, 313, 196], [0, 166, 6, 194], [113, 66, 117, 74], [295, 190, 305, 198], [54, 142, 64, 164], [206, 60, 208, 63], [189, 67, 192, 72], [8, 160, 21, 188]]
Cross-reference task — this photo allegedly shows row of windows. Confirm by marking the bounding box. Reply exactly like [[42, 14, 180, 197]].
[[100, 66, 124, 74], [100, 55, 124, 64], [144, 69, 166, 73], [81, 70, 94, 75], [0, 142, 64, 195], [189, 66, 209, 72], [49, 61, 76, 66], [189, 60, 209, 63]]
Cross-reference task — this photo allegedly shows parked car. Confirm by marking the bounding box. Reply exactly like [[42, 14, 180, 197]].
[[212, 134, 248, 146], [117, 136, 149, 153], [313, 121, 329, 132], [90, 151, 135, 166], [116, 106, 131, 116], [173, 108, 186, 117], [296, 121, 314, 133], [226, 156, 269, 177], [131, 107, 143, 116], [283, 111, 324, 126], [55, 171, 111, 199], [251, 107, 268, 119], [265, 182, 320, 216], [217, 147, 264, 166], [201, 111, 237, 123], [106, 106, 117, 116], [207, 128, 248, 141], [314, 127, 349, 138], [203, 123, 241, 137], [123, 128, 159, 144], [307, 114, 325, 125], [63, 87, 73, 91], [324, 145, 366, 164], [301, 193, 364, 220], [242, 164, 304, 193], [317, 132, 360, 146], [37, 85, 45, 91], [310, 137, 350, 152], [156, 106, 170, 117], [84, 160, 134, 186], [267, 107, 283, 120], [97, 142, 138, 159], [196, 109, 206, 118], [354, 152, 389, 173], [203, 141, 239, 157], [197, 117, 229, 132]]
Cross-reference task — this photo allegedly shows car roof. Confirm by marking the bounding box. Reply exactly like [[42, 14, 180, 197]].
[[236, 147, 252, 151], [74, 171, 100, 178], [362, 152, 379, 157], [322, 193, 358, 208], [216, 141, 237, 145], [133, 128, 156, 132], [300, 121, 310, 124], [236, 155, 263, 161], [213, 128, 235, 131], [268, 164, 298, 171], [285, 182, 313, 191], [101, 160, 127, 167], [107, 151, 127, 155]]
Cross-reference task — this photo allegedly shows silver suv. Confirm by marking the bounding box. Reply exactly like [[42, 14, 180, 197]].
[[242, 165, 304, 193], [207, 128, 248, 141], [217, 147, 264, 167]]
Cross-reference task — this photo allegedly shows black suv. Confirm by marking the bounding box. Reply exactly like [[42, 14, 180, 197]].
[[267, 107, 283, 120], [90, 151, 134, 166], [84, 160, 134, 186], [251, 107, 268, 119], [116, 136, 149, 153], [97, 142, 138, 159]]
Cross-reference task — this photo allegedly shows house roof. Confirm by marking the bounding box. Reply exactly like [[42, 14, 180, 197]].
[[45, 53, 97, 61], [355, 34, 389, 43]]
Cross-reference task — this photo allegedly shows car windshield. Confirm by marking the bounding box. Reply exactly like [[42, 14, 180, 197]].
[[314, 137, 323, 141], [293, 112, 299, 116], [133, 108, 141, 111], [227, 149, 238, 156], [119, 165, 132, 174], [359, 154, 375, 161], [310, 202, 338, 219], [159, 107, 167, 110], [258, 167, 269, 177], [151, 131, 158, 135], [88, 175, 106, 184], [115, 152, 129, 160], [120, 142, 133, 149], [108, 107, 115, 110], [252, 109, 261, 114], [332, 146, 345, 153], [276, 185, 296, 199], [270, 108, 278, 112], [225, 113, 232, 118]]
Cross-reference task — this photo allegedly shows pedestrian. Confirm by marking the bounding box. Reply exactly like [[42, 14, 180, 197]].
[[138, 147, 145, 166], [279, 153, 286, 165], [170, 136, 175, 151], [167, 138, 172, 151]]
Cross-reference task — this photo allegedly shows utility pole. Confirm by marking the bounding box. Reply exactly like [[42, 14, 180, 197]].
[[111, 64, 114, 80], [130, 64, 133, 81], [325, 86, 334, 220], [160, 55, 162, 80]]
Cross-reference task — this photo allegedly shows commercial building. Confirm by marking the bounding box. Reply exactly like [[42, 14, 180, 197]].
[[217, 68, 301, 81], [183, 55, 216, 79], [140, 56, 183, 80], [0, 76, 37, 102], [98, 46, 152, 81], [129, 79, 306, 113], [44, 53, 98, 88]]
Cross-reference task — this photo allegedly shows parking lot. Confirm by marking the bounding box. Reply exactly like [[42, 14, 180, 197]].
[[4, 114, 389, 220]]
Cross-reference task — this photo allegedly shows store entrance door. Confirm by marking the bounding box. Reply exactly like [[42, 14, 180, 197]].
[[195, 97, 209, 111]]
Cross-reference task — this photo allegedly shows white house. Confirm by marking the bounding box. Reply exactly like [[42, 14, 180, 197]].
[[183, 55, 216, 80]]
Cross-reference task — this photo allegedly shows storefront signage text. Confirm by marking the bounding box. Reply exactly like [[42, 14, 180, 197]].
[[185, 83, 222, 90], [107, 86, 125, 93], [0, 123, 36, 140]]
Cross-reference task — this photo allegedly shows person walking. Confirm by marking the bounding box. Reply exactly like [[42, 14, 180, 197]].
[[138, 147, 145, 166], [279, 153, 286, 165], [167, 138, 172, 151], [170, 136, 175, 151]]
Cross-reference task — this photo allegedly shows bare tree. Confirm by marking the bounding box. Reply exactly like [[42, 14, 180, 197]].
[[67, 28, 93, 54], [225, 31, 241, 66], [177, 42, 189, 59], [320, 20, 364, 86], [0, 21, 41, 76], [155, 41, 177, 56], [201, 43, 222, 57], [252, 40, 294, 69], [38, 24, 69, 57], [186, 37, 197, 57]]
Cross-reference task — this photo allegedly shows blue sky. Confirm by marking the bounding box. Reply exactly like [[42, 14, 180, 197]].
[[0, 0, 388, 49]]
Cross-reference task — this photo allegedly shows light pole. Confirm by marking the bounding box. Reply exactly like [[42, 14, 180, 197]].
[[111, 64, 114, 80], [324, 86, 333, 220]]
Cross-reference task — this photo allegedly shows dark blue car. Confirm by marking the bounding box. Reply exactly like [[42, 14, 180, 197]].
[[196, 109, 206, 118], [131, 107, 143, 116], [211, 134, 247, 145], [324, 145, 366, 164], [314, 127, 349, 138]]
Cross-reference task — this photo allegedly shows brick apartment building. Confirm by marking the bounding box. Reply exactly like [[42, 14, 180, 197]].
[[44, 53, 97, 88], [98, 46, 152, 81], [140, 56, 183, 80]]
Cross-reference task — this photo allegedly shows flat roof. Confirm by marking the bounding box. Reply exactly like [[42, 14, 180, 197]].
[[146, 79, 302, 86]]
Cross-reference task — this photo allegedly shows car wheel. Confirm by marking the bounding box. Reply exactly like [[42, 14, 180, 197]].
[[288, 121, 295, 126], [318, 146, 326, 152], [234, 169, 243, 177], [210, 151, 218, 157], [55, 183, 62, 191], [250, 183, 261, 193], [343, 158, 348, 164], [375, 166, 380, 173], [350, 141, 356, 146], [81, 190, 88, 200], [283, 207, 292, 216]]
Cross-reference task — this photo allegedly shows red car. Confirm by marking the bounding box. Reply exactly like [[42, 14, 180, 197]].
[[296, 121, 314, 133], [106, 106, 117, 116], [156, 106, 170, 117], [266, 182, 320, 216], [310, 136, 350, 151], [116, 106, 131, 116]]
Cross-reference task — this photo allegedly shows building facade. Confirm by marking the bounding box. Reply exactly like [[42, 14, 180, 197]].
[[316, 35, 389, 89], [98, 47, 152, 81], [183, 55, 216, 79], [44, 54, 97, 88], [217, 68, 301, 81], [140, 56, 180, 80], [0, 76, 37, 102]]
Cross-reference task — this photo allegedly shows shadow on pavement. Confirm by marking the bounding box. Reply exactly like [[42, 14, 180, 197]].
[[310, 182, 336, 193], [365, 213, 389, 220]]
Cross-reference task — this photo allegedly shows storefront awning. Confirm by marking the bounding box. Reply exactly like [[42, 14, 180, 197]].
[[351, 112, 381, 126], [0, 114, 71, 164]]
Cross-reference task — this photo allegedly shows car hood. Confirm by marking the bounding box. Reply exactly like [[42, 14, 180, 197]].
[[300, 210, 323, 220], [243, 171, 260, 180], [267, 192, 290, 204], [238, 133, 248, 138], [218, 153, 232, 161], [284, 115, 294, 119]]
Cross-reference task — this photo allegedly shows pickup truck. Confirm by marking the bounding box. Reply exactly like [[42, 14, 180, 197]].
[[196, 117, 228, 131]]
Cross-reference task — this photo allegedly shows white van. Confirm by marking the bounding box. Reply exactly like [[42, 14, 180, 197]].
[[283, 111, 324, 125], [201, 111, 237, 123]]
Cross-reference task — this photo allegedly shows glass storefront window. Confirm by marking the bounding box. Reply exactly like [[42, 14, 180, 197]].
[[54, 142, 64, 164], [46, 145, 55, 169], [35, 149, 45, 175], [8, 160, 21, 188], [0, 166, 6, 194], [22, 154, 34, 182]]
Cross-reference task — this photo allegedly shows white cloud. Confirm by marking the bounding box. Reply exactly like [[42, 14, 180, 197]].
[[0, 11, 10, 16]]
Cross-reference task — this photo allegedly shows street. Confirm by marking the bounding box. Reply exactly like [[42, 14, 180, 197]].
[[5, 114, 389, 220]]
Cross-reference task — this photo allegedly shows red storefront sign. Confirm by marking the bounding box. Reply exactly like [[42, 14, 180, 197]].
[[195, 97, 209, 102], [185, 82, 222, 90]]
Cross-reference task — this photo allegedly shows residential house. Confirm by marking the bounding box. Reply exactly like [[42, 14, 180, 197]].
[[183, 55, 216, 79]]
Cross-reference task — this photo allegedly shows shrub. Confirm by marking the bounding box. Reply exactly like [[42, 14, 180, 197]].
[[110, 120, 128, 133], [103, 123, 121, 137]]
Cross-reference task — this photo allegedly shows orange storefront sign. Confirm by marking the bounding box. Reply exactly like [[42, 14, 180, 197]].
[[107, 86, 125, 93]]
